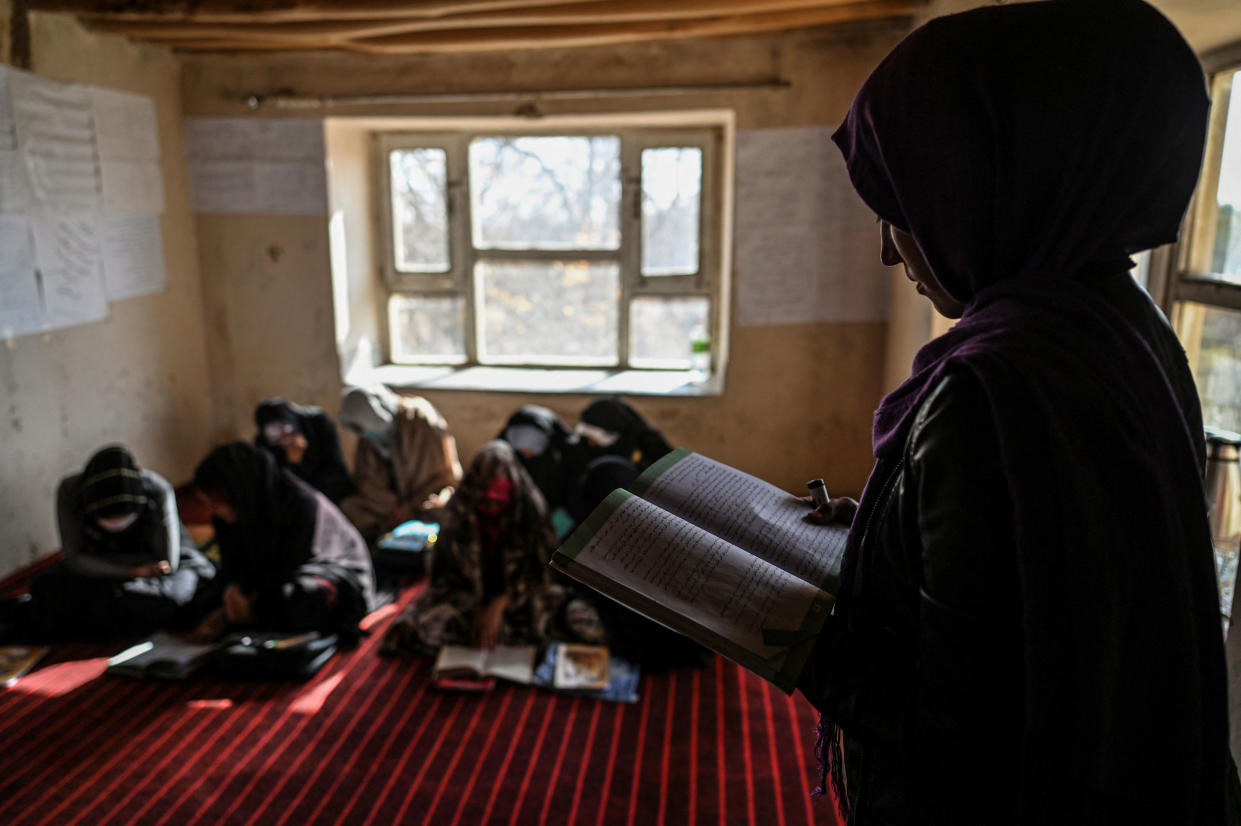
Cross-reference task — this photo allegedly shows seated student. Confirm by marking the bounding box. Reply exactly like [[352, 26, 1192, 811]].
[[5, 445, 214, 642], [337, 385, 462, 546], [253, 396, 356, 504], [497, 404, 575, 536], [189, 442, 375, 644], [381, 440, 600, 657], [567, 396, 673, 481]]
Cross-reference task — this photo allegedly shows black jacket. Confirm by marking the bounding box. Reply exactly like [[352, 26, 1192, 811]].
[[800, 370, 1023, 825]]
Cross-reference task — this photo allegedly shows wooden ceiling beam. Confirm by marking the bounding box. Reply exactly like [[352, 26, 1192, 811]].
[[79, 0, 900, 44], [149, 0, 916, 54], [27, 0, 612, 24]]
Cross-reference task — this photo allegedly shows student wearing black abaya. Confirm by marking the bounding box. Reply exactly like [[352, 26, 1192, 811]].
[[497, 404, 573, 516], [253, 397, 356, 504], [190, 442, 375, 644], [796, 2, 1230, 824], [569, 396, 672, 474]]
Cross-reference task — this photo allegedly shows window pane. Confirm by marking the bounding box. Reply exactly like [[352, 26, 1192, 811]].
[[629, 296, 709, 369], [477, 260, 618, 364], [1212, 69, 1241, 279], [389, 148, 450, 273], [388, 294, 465, 363], [469, 136, 620, 250], [642, 147, 702, 276], [1181, 301, 1241, 432]]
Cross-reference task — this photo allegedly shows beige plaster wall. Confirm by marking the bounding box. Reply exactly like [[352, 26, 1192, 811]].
[[180, 22, 909, 497], [0, 14, 214, 577]]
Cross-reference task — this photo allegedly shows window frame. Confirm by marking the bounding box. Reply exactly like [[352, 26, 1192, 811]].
[[1156, 42, 1241, 316], [373, 118, 727, 375], [1149, 42, 1241, 436]]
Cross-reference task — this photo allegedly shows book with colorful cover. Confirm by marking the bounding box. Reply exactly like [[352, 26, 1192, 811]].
[[554, 644, 610, 691], [532, 643, 640, 704]]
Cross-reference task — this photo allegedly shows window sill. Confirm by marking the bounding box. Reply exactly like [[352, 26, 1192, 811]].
[[349, 364, 724, 397]]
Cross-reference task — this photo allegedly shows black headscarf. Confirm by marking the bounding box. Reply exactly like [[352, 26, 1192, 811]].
[[566, 454, 638, 524], [574, 396, 673, 470], [81, 445, 148, 519], [825, 1, 1226, 821], [253, 396, 356, 504], [80, 445, 161, 553], [497, 405, 572, 511], [194, 442, 319, 594]]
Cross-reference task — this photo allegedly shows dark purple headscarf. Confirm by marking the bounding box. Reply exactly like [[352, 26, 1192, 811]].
[[822, 1, 1227, 821], [835, 0, 1209, 458]]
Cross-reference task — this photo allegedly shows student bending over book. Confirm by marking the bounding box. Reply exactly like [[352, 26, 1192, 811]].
[[2, 445, 214, 643], [188, 442, 375, 645], [382, 440, 602, 657]]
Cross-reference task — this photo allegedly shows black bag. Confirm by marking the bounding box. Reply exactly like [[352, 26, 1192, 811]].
[[213, 631, 337, 681]]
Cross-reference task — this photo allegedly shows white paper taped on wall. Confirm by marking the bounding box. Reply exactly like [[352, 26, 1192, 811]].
[[90, 87, 160, 162], [92, 86, 163, 216], [0, 71, 29, 215], [0, 65, 168, 338], [30, 214, 109, 328], [0, 215, 42, 337], [99, 214, 165, 300], [100, 160, 165, 214], [7, 70, 101, 212], [734, 125, 889, 326], [184, 117, 327, 215]]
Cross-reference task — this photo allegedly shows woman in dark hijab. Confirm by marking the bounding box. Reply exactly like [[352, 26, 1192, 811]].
[[3, 445, 214, 642], [571, 396, 672, 473], [253, 397, 356, 504], [189, 442, 375, 644], [381, 440, 579, 656], [497, 404, 577, 535], [797, 2, 1228, 824]]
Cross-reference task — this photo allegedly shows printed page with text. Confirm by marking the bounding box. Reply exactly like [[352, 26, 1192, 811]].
[[552, 450, 848, 692]]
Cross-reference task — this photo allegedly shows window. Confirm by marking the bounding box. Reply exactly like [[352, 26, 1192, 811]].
[[375, 122, 724, 379], [1164, 50, 1241, 433]]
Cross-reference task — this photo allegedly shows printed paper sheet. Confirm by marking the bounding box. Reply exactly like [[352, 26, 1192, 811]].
[[7, 69, 100, 212], [0, 215, 42, 337], [734, 125, 889, 325], [185, 117, 326, 215], [31, 214, 109, 327], [99, 213, 165, 300]]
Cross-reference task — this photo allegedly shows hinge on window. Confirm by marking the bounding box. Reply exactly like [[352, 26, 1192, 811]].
[[625, 176, 641, 221], [446, 179, 461, 218]]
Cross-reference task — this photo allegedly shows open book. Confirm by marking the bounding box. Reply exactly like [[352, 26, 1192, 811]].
[[107, 632, 218, 680], [432, 645, 536, 686], [551, 449, 848, 693]]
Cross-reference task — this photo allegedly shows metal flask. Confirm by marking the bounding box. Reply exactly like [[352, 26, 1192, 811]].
[[1204, 427, 1241, 620]]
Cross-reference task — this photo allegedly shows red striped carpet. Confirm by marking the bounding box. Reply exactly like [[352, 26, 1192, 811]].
[[0, 587, 841, 826]]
